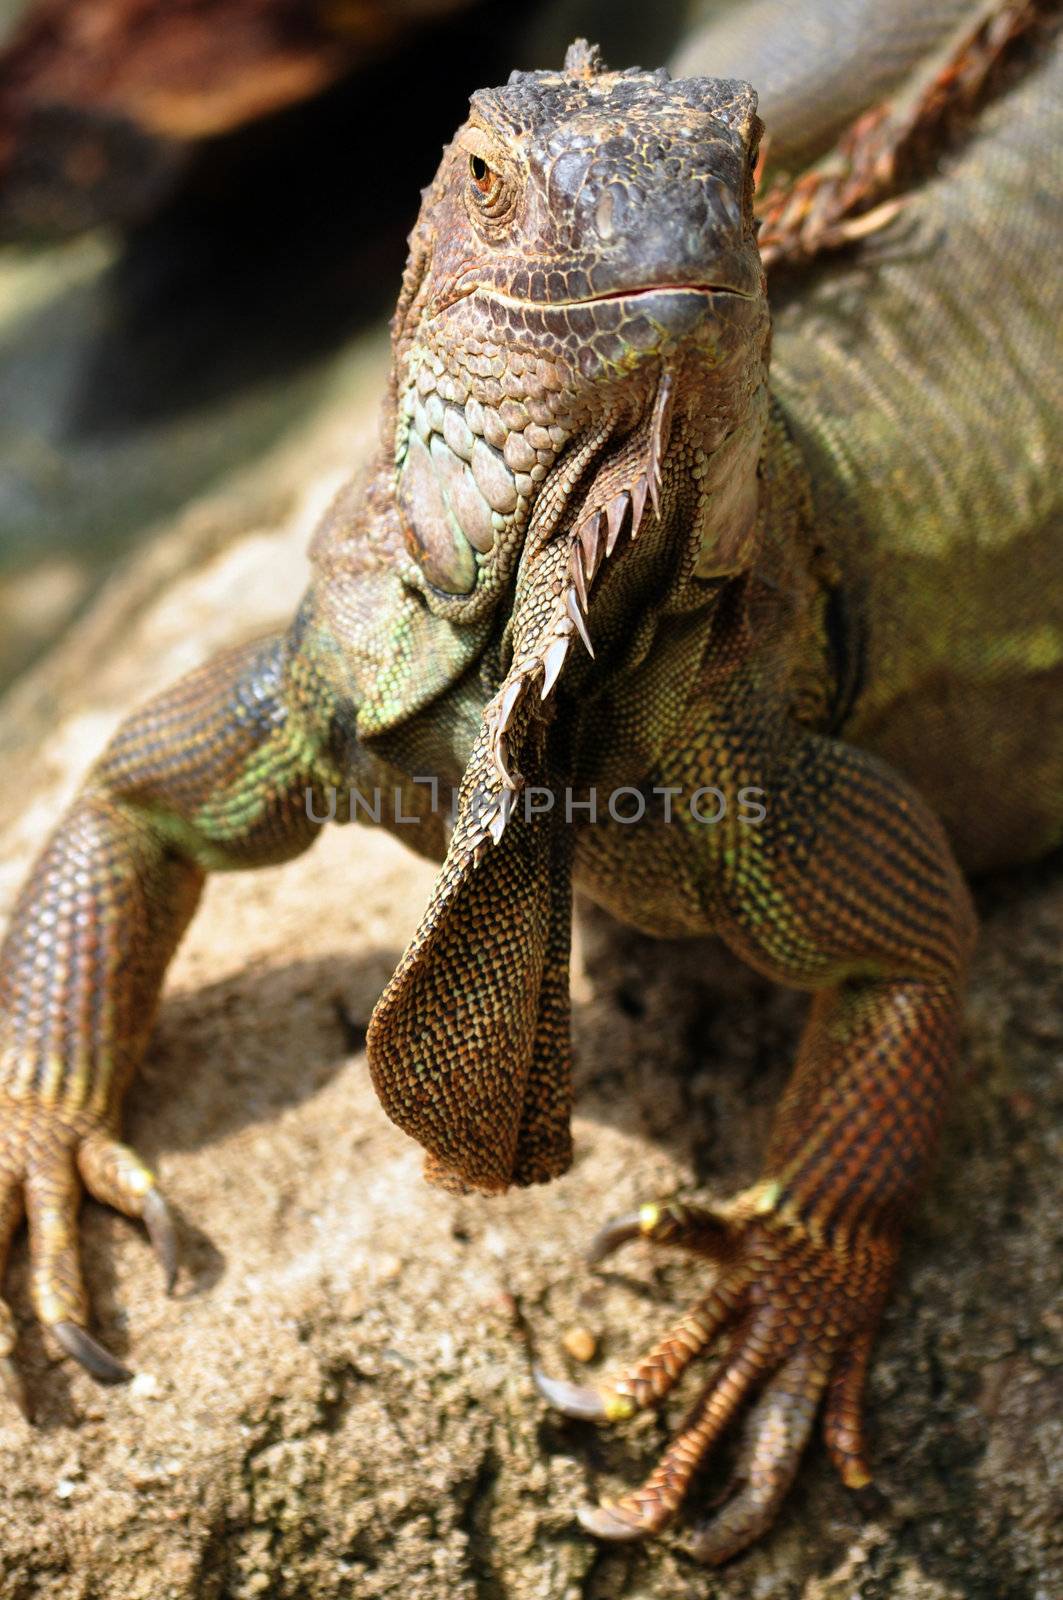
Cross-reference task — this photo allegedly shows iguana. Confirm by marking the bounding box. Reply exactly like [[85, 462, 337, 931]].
[[0, 5, 1060, 1565]]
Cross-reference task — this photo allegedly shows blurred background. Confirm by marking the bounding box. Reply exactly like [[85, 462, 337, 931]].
[[0, 0, 726, 694], [0, 0, 1008, 699]]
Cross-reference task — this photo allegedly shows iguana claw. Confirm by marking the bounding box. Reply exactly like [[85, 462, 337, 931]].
[[587, 1200, 736, 1264], [577, 1501, 647, 1541], [585, 1210, 644, 1264], [52, 1321, 132, 1384], [0, 1101, 167, 1402], [532, 1366, 609, 1420], [142, 1188, 179, 1295]]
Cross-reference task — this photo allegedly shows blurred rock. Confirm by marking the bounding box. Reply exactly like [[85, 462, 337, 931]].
[[675, 0, 978, 175], [0, 1, 695, 694], [0, 0, 475, 238]]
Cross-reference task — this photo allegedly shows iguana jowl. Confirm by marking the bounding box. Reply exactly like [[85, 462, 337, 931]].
[[1, 19, 1061, 1564]]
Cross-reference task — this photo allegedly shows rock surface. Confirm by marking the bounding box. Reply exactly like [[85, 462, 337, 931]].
[[0, 423, 1060, 1600]]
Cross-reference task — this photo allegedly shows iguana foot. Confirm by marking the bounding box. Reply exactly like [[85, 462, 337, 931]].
[[0, 1092, 179, 1404], [536, 1192, 892, 1563]]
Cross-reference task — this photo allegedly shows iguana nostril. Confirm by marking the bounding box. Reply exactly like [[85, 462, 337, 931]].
[[596, 187, 616, 241]]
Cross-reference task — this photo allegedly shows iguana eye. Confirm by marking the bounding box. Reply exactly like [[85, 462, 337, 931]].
[[469, 154, 502, 201]]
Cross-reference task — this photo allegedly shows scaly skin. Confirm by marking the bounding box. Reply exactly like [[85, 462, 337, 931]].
[[1, 20, 1060, 1562]]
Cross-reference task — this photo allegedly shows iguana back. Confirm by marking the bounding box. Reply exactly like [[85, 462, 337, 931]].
[[698, 1, 1062, 868]]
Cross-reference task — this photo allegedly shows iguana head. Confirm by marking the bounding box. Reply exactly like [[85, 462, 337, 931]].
[[391, 41, 769, 675]]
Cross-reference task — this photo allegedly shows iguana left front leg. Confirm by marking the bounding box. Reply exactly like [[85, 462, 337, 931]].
[[539, 722, 975, 1561], [0, 628, 365, 1393]]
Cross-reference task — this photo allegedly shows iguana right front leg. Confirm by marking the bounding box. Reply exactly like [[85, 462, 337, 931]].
[[0, 630, 348, 1403]]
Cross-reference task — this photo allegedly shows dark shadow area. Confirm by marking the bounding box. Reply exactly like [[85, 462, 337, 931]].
[[65, 0, 531, 436], [972, 840, 1063, 915], [129, 948, 402, 1158], [571, 900, 801, 1189], [43, 0, 693, 439], [125, 916, 787, 1183], [571, 843, 1063, 1178]]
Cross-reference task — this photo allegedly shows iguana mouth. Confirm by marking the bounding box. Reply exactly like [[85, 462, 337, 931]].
[[542, 284, 754, 305], [433, 282, 752, 317], [481, 283, 753, 307]]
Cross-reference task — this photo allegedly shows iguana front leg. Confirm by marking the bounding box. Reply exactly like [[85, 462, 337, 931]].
[[0, 630, 350, 1399], [539, 726, 975, 1561]]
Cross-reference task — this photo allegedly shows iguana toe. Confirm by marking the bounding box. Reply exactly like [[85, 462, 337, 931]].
[[0, 1097, 173, 1401], [588, 1199, 737, 1266], [546, 1192, 895, 1554], [685, 1347, 823, 1564], [0, 1354, 30, 1420]]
